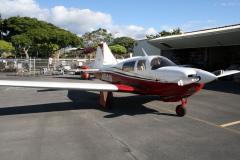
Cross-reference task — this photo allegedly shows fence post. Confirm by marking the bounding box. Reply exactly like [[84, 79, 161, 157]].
[[33, 57, 35, 76], [29, 57, 32, 73]]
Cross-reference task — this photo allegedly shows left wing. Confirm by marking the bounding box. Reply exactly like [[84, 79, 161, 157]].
[[214, 70, 240, 78], [0, 80, 117, 91]]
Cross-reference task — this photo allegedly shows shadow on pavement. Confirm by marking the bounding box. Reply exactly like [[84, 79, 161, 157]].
[[204, 80, 240, 95], [0, 90, 177, 117]]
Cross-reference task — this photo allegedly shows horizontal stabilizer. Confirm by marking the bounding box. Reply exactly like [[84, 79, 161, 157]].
[[0, 80, 118, 91]]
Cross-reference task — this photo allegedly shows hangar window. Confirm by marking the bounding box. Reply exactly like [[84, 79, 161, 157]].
[[151, 57, 176, 70], [122, 61, 135, 72]]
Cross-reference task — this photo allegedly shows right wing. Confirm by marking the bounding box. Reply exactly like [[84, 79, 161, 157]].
[[0, 80, 117, 91], [0, 80, 135, 92]]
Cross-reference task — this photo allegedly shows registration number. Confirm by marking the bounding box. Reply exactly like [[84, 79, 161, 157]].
[[101, 73, 112, 82]]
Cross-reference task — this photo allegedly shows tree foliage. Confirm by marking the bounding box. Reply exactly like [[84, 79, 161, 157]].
[[109, 44, 127, 55], [146, 28, 182, 39], [2, 16, 83, 58], [0, 40, 14, 53], [111, 37, 135, 52], [82, 28, 113, 49]]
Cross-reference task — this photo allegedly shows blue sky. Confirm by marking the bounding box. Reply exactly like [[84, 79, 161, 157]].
[[1, 0, 240, 39], [37, 0, 240, 29]]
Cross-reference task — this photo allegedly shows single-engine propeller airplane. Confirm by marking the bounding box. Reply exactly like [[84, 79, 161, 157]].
[[0, 43, 239, 116]]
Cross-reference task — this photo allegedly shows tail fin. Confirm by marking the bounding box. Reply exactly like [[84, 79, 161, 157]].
[[93, 42, 117, 68]]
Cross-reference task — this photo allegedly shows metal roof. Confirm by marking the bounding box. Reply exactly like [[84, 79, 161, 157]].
[[149, 24, 240, 50]]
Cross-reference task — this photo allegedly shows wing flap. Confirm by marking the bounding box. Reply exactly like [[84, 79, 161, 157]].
[[0, 80, 118, 91]]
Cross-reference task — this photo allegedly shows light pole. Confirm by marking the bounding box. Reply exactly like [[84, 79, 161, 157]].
[[0, 13, 3, 40]]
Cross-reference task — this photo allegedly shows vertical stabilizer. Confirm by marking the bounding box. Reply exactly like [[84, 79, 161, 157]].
[[93, 42, 117, 68]]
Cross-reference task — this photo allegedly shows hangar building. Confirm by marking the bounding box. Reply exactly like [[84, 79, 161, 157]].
[[133, 24, 240, 71]]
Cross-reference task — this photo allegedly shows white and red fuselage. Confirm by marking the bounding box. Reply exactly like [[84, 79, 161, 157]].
[[95, 55, 217, 102]]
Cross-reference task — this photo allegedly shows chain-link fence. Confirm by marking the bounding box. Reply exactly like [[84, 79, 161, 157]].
[[0, 58, 94, 75]]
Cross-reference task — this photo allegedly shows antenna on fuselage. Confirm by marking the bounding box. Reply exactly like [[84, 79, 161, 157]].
[[141, 48, 148, 56]]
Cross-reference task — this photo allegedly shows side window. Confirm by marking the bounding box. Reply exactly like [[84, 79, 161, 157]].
[[151, 57, 161, 70], [137, 60, 146, 71], [122, 61, 135, 72]]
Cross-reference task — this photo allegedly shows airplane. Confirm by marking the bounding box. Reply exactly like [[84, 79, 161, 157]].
[[0, 42, 239, 117]]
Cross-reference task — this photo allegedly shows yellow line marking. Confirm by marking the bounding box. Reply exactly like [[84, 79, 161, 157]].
[[147, 104, 240, 135], [220, 121, 240, 128]]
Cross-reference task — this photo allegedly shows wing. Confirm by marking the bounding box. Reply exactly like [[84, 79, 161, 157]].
[[215, 70, 240, 78], [0, 80, 117, 91], [0, 80, 135, 92]]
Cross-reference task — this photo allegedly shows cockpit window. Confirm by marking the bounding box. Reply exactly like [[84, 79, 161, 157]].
[[137, 60, 146, 71], [122, 61, 135, 72], [151, 57, 176, 70]]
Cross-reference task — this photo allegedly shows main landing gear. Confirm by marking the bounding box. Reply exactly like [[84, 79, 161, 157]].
[[175, 99, 187, 117], [99, 92, 188, 117], [99, 91, 113, 109]]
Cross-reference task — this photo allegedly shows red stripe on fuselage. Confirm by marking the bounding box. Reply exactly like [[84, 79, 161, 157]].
[[96, 72, 204, 102]]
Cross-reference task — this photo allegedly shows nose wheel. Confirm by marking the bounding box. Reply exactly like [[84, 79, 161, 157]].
[[175, 99, 187, 117]]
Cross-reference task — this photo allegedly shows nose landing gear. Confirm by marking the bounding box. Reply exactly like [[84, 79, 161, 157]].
[[176, 99, 187, 117]]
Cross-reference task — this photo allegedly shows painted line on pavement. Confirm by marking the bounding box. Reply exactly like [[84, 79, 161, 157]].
[[147, 103, 240, 135], [220, 121, 240, 128]]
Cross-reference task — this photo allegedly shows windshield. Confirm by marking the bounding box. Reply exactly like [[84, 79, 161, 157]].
[[151, 57, 176, 70]]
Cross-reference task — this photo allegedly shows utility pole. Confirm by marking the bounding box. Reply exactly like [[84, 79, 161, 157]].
[[0, 13, 3, 40]]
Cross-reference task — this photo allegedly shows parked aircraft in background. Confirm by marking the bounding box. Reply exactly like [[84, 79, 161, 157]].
[[0, 43, 239, 116]]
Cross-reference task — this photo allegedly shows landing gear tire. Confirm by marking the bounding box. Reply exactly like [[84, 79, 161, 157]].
[[175, 105, 186, 117]]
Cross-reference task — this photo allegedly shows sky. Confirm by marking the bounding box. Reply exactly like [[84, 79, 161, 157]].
[[0, 0, 240, 39]]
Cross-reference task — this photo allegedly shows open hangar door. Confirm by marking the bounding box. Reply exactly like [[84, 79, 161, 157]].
[[149, 24, 240, 71], [161, 45, 240, 71]]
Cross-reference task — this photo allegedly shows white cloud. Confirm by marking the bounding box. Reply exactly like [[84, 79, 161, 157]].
[[50, 6, 112, 33], [159, 20, 218, 33], [0, 0, 49, 20], [109, 25, 157, 39], [0, 0, 157, 39], [220, 1, 240, 7], [180, 20, 218, 31]]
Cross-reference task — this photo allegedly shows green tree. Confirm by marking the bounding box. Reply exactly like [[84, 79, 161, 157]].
[[0, 14, 3, 40], [82, 28, 113, 48], [112, 37, 135, 52], [3, 16, 83, 58], [146, 28, 182, 39], [11, 34, 31, 58], [0, 40, 14, 53], [109, 44, 127, 55]]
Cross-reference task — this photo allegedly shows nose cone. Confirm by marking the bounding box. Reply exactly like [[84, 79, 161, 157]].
[[196, 69, 217, 83]]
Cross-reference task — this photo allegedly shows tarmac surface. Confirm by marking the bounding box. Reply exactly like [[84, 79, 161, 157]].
[[0, 73, 239, 160]]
